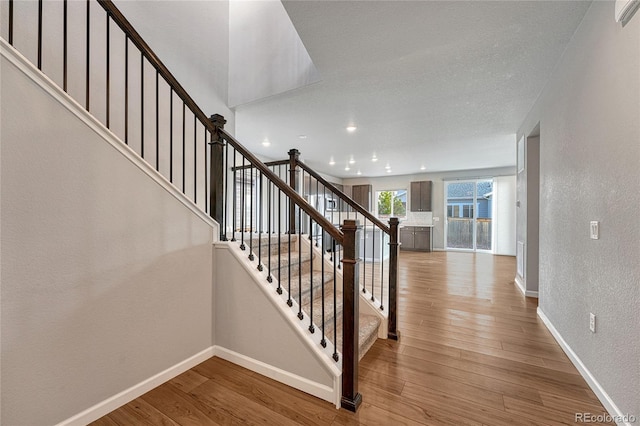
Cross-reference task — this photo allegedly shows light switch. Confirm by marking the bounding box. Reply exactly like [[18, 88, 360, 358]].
[[590, 221, 599, 240]]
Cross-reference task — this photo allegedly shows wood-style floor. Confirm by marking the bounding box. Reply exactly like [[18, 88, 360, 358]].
[[92, 251, 613, 425]]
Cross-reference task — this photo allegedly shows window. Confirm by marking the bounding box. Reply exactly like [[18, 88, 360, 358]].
[[377, 190, 407, 219]]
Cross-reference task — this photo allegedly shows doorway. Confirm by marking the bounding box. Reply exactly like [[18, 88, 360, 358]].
[[445, 180, 494, 251]]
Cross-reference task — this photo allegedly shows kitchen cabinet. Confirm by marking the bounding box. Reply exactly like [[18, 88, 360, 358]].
[[400, 226, 431, 252], [352, 184, 372, 211], [410, 181, 432, 212]]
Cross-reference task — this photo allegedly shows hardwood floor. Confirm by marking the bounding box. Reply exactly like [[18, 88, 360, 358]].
[[92, 251, 613, 425]]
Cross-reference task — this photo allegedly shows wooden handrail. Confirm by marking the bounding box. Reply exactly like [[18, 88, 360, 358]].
[[219, 129, 344, 243], [296, 161, 391, 235], [96, 1, 341, 243]]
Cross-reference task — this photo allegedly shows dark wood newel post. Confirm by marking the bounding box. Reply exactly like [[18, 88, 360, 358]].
[[341, 219, 362, 412], [288, 149, 300, 234], [388, 217, 400, 340], [209, 114, 227, 241]]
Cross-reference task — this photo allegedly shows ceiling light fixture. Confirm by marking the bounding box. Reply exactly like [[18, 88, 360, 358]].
[[346, 125, 357, 133], [262, 139, 271, 147], [357, 170, 362, 176], [420, 165, 426, 171], [329, 157, 335, 166], [298, 135, 307, 139], [349, 157, 355, 164], [386, 169, 392, 173], [385, 164, 391, 170], [345, 165, 351, 171]]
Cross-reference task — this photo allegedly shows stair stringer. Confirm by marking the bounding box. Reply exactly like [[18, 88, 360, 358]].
[[213, 242, 342, 408], [300, 236, 389, 339]]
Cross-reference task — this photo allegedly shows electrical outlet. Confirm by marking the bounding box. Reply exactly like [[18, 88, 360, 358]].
[[589, 313, 596, 333], [590, 221, 599, 239]]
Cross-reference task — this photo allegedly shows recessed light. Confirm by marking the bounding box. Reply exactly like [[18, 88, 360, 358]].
[[346, 125, 357, 133], [298, 135, 307, 139], [386, 169, 392, 173], [345, 165, 351, 171], [262, 139, 271, 147], [420, 165, 426, 171], [349, 157, 355, 164], [385, 164, 391, 170], [357, 170, 362, 175], [329, 157, 335, 166], [371, 157, 378, 162]]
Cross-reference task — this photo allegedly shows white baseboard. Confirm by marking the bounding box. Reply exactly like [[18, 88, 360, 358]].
[[55, 347, 215, 426], [514, 275, 538, 298], [213, 346, 339, 407], [537, 309, 632, 426], [514, 274, 526, 295]]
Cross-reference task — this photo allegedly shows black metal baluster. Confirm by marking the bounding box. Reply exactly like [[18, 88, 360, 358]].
[[85, 0, 90, 110], [155, 71, 159, 170], [231, 149, 237, 242], [63, 0, 67, 91], [181, 103, 185, 193], [321, 225, 326, 348], [277, 188, 282, 294], [193, 115, 197, 202], [363, 217, 367, 293], [140, 53, 144, 158], [168, 89, 172, 180], [249, 166, 254, 261], [193, 115, 197, 203], [240, 157, 246, 250], [222, 140, 229, 235], [287, 197, 292, 307], [124, 37, 128, 144], [8, 0, 13, 45], [380, 232, 385, 311], [372, 224, 376, 301], [37, 0, 42, 69], [267, 180, 272, 282], [106, 12, 110, 128], [297, 207, 303, 320], [309, 217, 315, 334], [257, 172, 263, 270], [315, 180, 320, 247], [332, 238, 339, 361]]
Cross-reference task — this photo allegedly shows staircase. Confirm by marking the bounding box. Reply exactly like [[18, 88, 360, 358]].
[[249, 234, 381, 361], [3, 0, 400, 413]]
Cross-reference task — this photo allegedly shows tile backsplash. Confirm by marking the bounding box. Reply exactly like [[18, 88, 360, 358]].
[[403, 211, 433, 225]]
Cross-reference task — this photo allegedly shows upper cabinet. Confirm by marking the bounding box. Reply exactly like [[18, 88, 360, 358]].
[[410, 181, 432, 212], [352, 184, 372, 211]]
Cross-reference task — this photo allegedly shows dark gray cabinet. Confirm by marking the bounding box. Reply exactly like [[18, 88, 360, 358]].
[[410, 181, 432, 212], [400, 226, 431, 252], [352, 184, 372, 211]]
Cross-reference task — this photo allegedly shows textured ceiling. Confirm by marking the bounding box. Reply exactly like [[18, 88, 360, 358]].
[[234, 0, 592, 178]]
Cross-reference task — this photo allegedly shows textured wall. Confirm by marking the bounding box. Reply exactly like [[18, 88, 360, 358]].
[[1, 53, 214, 425], [518, 1, 640, 417]]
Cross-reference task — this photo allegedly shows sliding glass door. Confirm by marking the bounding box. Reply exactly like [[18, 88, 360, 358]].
[[445, 180, 493, 251]]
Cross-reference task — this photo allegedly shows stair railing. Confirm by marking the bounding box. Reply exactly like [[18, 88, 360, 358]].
[[3, 0, 363, 411], [288, 152, 400, 340]]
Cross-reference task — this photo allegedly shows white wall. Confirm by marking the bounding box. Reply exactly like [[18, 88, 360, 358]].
[[517, 1, 639, 418], [1, 47, 215, 425], [493, 175, 516, 256], [344, 166, 516, 253], [228, 0, 320, 107]]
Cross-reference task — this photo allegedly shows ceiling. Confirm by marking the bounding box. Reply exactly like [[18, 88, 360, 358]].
[[233, 0, 592, 178]]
